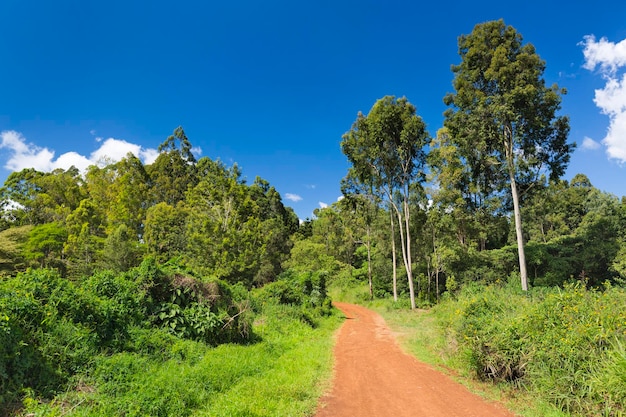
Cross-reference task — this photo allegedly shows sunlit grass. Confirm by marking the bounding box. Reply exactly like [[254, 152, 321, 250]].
[[20, 305, 342, 417]]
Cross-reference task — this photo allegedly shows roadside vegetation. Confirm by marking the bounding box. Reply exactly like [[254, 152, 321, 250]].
[[1, 260, 338, 416]]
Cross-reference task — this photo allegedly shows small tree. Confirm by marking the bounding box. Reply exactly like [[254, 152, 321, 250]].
[[23, 222, 67, 271]]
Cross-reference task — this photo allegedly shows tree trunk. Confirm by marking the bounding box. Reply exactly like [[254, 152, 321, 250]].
[[505, 127, 529, 291], [403, 195, 416, 310], [433, 228, 439, 303], [510, 174, 528, 291], [389, 207, 398, 302], [426, 256, 432, 300], [392, 201, 413, 308]]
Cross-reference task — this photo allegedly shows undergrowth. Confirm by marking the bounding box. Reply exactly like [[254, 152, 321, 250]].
[[2, 264, 340, 416], [20, 304, 340, 417]]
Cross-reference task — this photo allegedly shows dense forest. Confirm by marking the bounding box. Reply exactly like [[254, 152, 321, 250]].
[[1, 19, 625, 416]]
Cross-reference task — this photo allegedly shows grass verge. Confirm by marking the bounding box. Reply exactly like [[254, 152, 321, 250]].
[[17, 304, 342, 417]]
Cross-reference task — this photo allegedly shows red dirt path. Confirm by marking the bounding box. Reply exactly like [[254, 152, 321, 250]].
[[315, 302, 517, 417]]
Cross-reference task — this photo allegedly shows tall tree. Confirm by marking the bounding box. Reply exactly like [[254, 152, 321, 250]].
[[443, 20, 573, 291], [1, 168, 45, 225], [149, 126, 198, 206], [144, 201, 189, 262], [64, 199, 106, 277], [158, 125, 197, 163], [342, 96, 430, 309], [107, 154, 151, 237]]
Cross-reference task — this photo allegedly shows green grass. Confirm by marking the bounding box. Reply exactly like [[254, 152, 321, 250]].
[[18, 304, 342, 417]]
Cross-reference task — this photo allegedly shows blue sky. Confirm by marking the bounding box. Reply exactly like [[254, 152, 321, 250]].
[[1, 0, 625, 219]]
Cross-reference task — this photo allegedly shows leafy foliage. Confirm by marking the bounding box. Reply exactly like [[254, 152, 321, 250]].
[[433, 283, 626, 416], [253, 269, 333, 327]]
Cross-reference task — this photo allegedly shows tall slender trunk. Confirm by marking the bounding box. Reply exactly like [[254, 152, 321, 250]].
[[403, 195, 416, 309], [505, 126, 528, 291], [510, 172, 528, 291], [426, 256, 432, 300], [389, 206, 398, 302], [385, 184, 414, 309], [392, 201, 412, 305]]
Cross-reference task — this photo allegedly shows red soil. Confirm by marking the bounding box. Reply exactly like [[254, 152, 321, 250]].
[[315, 302, 517, 417]]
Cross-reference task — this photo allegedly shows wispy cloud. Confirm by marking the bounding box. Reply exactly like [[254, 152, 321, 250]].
[[581, 136, 601, 150], [191, 146, 203, 157], [318, 201, 328, 209], [0, 130, 159, 174], [582, 35, 626, 162], [285, 193, 302, 202]]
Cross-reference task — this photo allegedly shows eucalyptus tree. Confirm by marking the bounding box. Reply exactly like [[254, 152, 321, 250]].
[[144, 201, 189, 262], [103, 153, 151, 238], [443, 20, 573, 291], [342, 96, 430, 309], [343, 162, 398, 301], [149, 126, 198, 206]]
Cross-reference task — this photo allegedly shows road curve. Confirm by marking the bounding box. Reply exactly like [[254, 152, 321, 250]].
[[315, 302, 517, 417]]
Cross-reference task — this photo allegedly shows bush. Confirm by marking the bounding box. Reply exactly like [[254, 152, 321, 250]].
[[0, 269, 102, 407], [0, 260, 256, 413], [253, 269, 333, 327], [432, 282, 626, 416]]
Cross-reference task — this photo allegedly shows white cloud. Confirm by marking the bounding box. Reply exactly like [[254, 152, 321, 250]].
[[1, 131, 31, 155], [581, 136, 601, 150], [337, 195, 344, 201], [582, 35, 626, 74], [582, 35, 626, 163], [285, 193, 302, 202], [140, 148, 160, 165], [0, 130, 159, 174], [191, 146, 203, 157], [318, 201, 328, 209], [53, 151, 92, 172], [1, 130, 54, 172], [90, 138, 142, 165]]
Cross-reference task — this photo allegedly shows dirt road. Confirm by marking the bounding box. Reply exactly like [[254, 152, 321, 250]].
[[315, 302, 516, 417]]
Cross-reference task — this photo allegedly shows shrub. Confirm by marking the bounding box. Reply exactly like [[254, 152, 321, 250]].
[[0, 260, 256, 413], [252, 269, 333, 327], [432, 282, 626, 416]]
